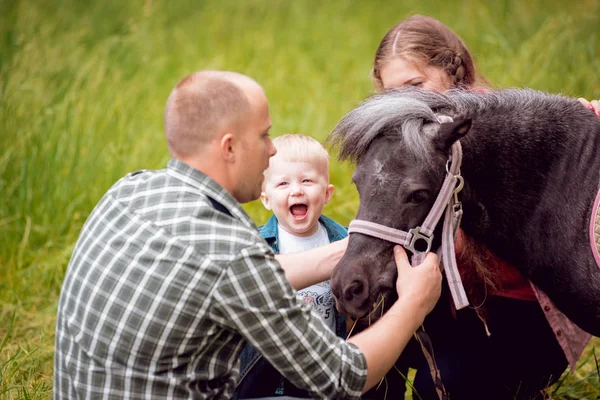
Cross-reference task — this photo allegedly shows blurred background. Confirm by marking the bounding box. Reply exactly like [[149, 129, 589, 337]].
[[1, 0, 599, 398]]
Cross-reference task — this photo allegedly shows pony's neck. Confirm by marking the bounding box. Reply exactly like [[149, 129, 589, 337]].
[[456, 93, 600, 263]]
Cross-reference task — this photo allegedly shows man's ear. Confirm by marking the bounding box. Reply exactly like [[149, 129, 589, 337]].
[[220, 133, 235, 162], [260, 192, 272, 210], [434, 118, 471, 152], [324, 184, 335, 204]]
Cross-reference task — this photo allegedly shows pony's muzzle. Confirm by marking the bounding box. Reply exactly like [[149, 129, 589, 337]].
[[333, 276, 371, 319]]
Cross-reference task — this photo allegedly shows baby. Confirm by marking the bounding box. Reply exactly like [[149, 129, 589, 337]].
[[234, 134, 347, 399]]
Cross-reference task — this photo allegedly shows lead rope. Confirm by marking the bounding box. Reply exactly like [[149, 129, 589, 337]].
[[348, 141, 468, 400], [409, 141, 467, 309], [411, 167, 464, 400], [414, 327, 447, 400], [411, 157, 463, 400]]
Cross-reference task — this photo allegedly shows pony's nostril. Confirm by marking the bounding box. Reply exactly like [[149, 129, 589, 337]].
[[344, 280, 364, 302]]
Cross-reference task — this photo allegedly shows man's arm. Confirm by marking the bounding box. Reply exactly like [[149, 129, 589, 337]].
[[209, 240, 367, 399], [275, 237, 347, 290], [210, 242, 440, 398], [274, 242, 442, 393]]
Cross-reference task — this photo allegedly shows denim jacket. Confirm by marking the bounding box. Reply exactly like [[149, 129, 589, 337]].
[[233, 215, 348, 399]]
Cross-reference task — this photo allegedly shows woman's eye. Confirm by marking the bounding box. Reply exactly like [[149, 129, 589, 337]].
[[411, 82, 424, 88], [409, 190, 429, 204]]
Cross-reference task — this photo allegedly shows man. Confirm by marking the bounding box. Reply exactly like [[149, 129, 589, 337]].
[[54, 70, 441, 399]]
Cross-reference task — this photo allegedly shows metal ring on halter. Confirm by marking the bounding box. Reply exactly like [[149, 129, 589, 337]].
[[405, 227, 433, 254]]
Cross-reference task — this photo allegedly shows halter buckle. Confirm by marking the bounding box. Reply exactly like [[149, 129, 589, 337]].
[[406, 227, 433, 254]]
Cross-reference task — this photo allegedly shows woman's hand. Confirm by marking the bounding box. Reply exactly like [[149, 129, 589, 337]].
[[578, 98, 600, 116]]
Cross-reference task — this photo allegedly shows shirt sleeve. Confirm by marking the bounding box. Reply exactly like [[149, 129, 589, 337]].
[[209, 242, 367, 399]]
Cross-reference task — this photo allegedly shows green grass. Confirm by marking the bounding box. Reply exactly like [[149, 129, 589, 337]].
[[1, 0, 599, 398]]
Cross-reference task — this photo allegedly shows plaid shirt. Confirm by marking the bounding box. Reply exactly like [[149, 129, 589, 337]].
[[54, 158, 366, 400]]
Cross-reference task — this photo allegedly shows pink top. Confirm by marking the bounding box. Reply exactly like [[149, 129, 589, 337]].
[[530, 284, 591, 371]]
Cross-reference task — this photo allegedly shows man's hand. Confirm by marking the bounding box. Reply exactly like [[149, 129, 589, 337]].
[[349, 245, 442, 393], [393, 246, 442, 315]]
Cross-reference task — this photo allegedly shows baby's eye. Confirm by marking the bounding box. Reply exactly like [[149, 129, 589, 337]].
[[277, 182, 288, 187], [302, 179, 312, 183]]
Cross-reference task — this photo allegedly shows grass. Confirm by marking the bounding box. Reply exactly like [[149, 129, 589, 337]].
[[1, 0, 599, 398]]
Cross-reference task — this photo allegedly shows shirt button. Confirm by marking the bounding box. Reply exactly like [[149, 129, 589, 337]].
[[556, 330, 562, 336], [543, 305, 551, 312]]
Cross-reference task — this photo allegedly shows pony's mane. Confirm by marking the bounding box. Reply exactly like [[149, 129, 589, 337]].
[[328, 87, 577, 164], [327, 88, 453, 164], [445, 88, 573, 117]]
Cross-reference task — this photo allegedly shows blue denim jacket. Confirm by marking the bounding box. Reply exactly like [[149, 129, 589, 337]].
[[233, 215, 348, 399]]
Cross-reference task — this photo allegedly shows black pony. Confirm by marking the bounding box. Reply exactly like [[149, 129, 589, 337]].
[[329, 88, 600, 336]]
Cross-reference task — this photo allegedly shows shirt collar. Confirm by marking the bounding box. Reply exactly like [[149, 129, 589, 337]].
[[260, 215, 347, 242], [166, 158, 257, 230]]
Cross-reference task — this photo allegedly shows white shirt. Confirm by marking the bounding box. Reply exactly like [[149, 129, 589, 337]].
[[278, 223, 336, 331]]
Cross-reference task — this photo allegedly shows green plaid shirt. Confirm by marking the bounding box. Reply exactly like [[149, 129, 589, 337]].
[[54, 158, 366, 399]]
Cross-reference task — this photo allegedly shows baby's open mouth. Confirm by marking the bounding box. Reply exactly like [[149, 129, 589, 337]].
[[290, 204, 308, 220]]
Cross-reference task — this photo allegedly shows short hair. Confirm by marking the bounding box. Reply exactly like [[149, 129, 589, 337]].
[[164, 71, 251, 157], [264, 134, 330, 183]]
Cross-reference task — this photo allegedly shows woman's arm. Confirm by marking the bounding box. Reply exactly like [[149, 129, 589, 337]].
[[275, 237, 348, 290]]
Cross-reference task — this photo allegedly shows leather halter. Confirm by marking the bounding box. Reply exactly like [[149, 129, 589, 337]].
[[348, 141, 469, 310]]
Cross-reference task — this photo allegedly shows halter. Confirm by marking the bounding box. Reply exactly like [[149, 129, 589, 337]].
[[348, 141, 469, 310]]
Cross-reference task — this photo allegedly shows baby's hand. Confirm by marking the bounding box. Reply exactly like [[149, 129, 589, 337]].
[[578, 98, 600, 116]]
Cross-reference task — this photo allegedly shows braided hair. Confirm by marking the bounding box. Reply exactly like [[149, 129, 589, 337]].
[[372, 15, 485, 91]]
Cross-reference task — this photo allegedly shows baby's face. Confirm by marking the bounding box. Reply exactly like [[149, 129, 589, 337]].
[[261, 159, 334, 237]]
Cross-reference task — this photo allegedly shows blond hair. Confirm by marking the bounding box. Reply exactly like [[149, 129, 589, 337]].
[[371, 15, 489, 91], [264, 134, 330, 182]]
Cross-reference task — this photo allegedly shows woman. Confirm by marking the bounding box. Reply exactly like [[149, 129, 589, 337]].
[[366, 15, 597, 400]]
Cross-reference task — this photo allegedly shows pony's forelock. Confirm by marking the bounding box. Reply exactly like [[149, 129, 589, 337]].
[[328, 89, 454, 165]]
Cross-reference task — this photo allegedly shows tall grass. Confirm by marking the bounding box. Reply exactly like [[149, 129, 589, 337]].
[[1, 0, 599, 398]]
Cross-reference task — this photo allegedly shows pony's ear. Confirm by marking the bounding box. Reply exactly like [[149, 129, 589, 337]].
[[435, 118, 472, 152]]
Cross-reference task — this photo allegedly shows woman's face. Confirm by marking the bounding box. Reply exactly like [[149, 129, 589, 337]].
[[379, 56, 452, 92]]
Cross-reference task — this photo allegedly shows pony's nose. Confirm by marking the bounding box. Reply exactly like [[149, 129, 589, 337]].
[[342, 278, 369, 307]]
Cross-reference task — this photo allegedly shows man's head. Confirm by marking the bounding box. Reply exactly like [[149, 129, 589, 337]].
[[164, 70, 275, 203], [260, 134, 334, 237]]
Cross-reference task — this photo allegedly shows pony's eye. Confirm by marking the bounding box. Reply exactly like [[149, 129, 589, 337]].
[[408, 190, 429, 204]]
